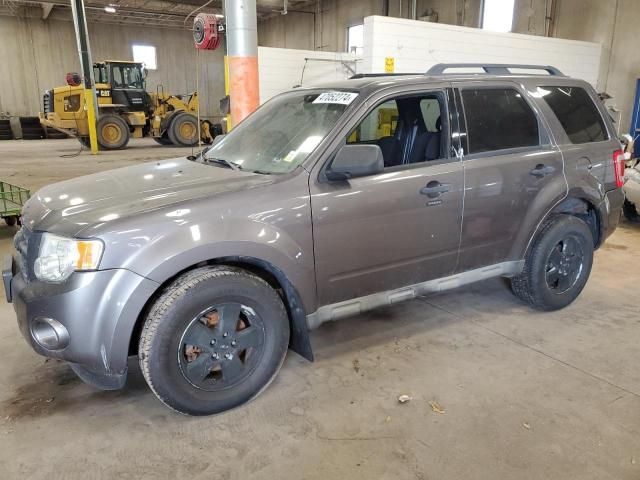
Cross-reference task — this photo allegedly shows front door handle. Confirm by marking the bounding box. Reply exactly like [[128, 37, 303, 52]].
[[420, 181, 450, 198], [530, 164, 556, 178]]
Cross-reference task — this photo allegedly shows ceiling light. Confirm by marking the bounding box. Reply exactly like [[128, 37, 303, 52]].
[[215, 14, 224, 18], [104, 5, 116, 13]]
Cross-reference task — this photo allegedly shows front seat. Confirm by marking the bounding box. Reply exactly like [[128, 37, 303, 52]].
[[408, 117, 441, 164], [378, 136, 401, 167]]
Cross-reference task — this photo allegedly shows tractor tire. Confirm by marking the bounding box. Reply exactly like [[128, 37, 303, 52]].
[[45, 128, 68, 139], [168, 112, 199, 147], [96, 114, 129, 150], [153, 135, 173, 146], [0, 133, 12, 141]]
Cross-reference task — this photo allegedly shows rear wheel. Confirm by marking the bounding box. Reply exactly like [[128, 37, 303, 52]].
[[4, 216, 17, 227], [139, 266, 289, 415], [623, 199, 640, 223], [168, 112, 198, 147], [511, 215, 593, 311], [96, 114, 129, 150]]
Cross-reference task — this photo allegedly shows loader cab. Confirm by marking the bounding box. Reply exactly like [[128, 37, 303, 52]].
[[94, 61, 151, 113]]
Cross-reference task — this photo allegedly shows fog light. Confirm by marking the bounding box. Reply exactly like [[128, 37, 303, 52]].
[[31, 317, 69, 350]]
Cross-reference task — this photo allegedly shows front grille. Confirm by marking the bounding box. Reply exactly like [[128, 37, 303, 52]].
[[42, 90, 52, 114], [13, 226, 32, 280]]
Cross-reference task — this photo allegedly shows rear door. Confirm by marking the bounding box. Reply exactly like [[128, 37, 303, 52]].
[[309, 85, 464, 306], [453, 82, 567, 272]]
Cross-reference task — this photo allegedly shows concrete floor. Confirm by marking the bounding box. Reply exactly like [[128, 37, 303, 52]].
[[1, 138, 639, 479]]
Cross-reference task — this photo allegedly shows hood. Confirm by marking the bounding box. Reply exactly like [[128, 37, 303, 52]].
[[22, 157, 275, 236]]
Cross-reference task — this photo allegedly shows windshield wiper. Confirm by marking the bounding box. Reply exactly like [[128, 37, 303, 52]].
[[204, 157, 240, 170]]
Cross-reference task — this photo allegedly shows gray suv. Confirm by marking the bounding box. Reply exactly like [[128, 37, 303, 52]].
[[2, 64, 625, 415]]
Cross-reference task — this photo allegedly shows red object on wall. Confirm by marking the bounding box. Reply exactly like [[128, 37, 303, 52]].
[[193, 13, 221, 50]]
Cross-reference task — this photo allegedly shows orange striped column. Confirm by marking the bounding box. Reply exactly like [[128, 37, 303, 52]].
[[225, 0, 259, 127]]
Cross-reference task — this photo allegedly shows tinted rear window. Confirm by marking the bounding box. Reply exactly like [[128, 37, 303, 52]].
[[461, 88, 539, 154], [538, 86, 607, 144]]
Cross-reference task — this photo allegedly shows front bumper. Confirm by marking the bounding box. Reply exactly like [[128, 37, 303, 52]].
[[3, 255, 159, 390]]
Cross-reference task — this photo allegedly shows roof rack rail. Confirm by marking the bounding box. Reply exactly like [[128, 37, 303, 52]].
[[349, 73, 419, 79], [426, 63, 565, 76]]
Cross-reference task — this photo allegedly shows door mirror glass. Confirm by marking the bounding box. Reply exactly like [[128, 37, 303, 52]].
[[327, 144, 384, 181]]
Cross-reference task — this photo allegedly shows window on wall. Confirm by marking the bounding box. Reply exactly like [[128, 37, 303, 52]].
[[132, 44, 157, 70], [482, 0, 515, 32], [347, 24, 364, 56]]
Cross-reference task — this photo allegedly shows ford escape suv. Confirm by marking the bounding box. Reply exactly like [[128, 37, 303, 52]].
[[3, 64, 625, 415]]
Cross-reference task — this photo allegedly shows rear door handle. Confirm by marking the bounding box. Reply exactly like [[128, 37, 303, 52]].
[[530, 164, 556, 178], [420, 181, 450, 198]]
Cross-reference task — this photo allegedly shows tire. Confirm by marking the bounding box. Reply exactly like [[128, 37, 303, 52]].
[[96, 114, 129, 150], [167, 112, 199, 147], [45, 128, 68, 139], [139, 266, 290, 416], [0, 133, 12, 140], [4, 216, 17, 227], [623, 200, 640, 223], [153, 135, 173, 146], [510, 215, 594, 311]]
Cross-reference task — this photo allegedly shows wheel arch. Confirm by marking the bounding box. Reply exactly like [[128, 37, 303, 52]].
[[550, 195, 601, 248], [520, 195, 602, 261], [128, 256, 314, 362]]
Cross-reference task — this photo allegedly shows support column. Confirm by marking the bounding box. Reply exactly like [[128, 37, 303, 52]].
[[70, 0, 99, 154], [225, 0, 259, 127]]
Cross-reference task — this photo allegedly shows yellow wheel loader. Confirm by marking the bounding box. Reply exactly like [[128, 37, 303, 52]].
[[39, 60, 221, 150]]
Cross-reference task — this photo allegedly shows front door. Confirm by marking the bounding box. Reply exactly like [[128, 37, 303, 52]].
[[310, 88, 464, 306], [453, 83, 567, 271]]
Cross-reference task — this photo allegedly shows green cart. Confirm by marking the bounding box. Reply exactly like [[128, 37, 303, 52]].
[[0, 181, 30, 227]]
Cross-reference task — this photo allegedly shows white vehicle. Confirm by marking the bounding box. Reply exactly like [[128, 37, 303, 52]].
[[622, 134, 640, 223]]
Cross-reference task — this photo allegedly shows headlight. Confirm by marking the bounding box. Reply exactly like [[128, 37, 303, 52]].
[[34, 233, 104, 282]]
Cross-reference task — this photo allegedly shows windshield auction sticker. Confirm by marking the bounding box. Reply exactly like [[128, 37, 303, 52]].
[[313, 92, 358, 105]]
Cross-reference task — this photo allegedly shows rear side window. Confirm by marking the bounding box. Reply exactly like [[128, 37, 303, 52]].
[[538, 86, 608, 144], [461, 88, 539, 154]]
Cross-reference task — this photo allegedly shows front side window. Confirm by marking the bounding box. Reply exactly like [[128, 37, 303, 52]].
[[347, 92, 447, 168], [111, 65, 144, 89], [461, 88, 539, 155], [537, 86, 608, 144], [205, 90, 356, 174]]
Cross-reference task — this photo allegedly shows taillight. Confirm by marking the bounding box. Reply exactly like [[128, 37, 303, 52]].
[[613, 149, 625, 188]]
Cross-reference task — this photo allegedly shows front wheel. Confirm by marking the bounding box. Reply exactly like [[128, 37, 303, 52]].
[[139, 266, 290, 415], [510, 215, 594, 311]]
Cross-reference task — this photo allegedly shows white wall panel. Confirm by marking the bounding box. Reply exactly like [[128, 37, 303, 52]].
[[362, 16, 603, 87], [258, 47, 358, 103]]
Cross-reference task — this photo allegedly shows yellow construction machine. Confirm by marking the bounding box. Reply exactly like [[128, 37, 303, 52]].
[[40, 60, 220, 149]]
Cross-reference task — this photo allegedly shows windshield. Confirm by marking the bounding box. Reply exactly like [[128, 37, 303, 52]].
[[204, 90, 357, 174], [111, 64, 144, 89]]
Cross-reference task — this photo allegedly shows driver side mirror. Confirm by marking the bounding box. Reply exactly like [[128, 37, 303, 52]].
[[326, 144, 384, 181]]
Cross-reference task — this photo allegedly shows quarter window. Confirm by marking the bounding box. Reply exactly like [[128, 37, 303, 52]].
[[461, 88, 539, 154], [538, 86, 607, 144]]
